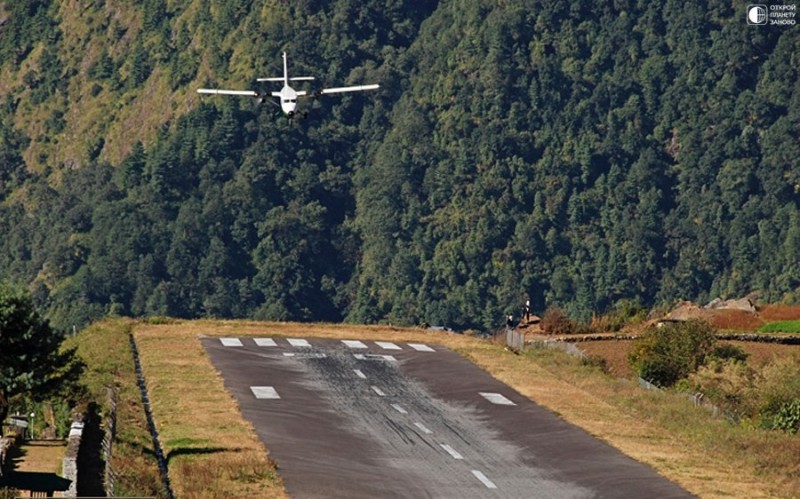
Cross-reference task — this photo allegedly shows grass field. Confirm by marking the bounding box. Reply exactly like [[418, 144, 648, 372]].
[[759, 320, 800, 333], [76, 318, 800, 498]]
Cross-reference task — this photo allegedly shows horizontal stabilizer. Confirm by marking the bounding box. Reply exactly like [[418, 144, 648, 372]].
[[257, 77, 315, 82]]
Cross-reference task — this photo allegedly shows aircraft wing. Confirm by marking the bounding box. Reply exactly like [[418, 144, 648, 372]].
[[197, 89, 260, 97], [317, 84, 380, 95]]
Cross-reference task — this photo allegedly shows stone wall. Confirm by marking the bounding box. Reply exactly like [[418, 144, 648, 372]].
[[62, 420, 84, 498]]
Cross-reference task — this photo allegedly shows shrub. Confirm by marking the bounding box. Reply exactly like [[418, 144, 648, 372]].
[[771, 399, 800, 433], [628, 320, 717, 387], [757, 356, 800, 432], [541, 307, 575, 335]]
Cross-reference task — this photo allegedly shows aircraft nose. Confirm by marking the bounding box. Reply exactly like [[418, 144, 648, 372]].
[[282, 100, 297, 115]]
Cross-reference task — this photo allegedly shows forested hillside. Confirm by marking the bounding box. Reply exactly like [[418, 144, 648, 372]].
[[0, 0, 798, 331]]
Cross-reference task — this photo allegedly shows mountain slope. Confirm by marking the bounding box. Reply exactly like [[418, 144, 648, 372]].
[[0, 0, 798, 330]]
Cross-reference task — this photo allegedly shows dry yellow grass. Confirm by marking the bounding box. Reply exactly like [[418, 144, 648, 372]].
[[133, 319, 798, 498]]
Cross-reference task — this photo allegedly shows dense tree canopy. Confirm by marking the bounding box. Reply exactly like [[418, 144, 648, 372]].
[[0, 283, 83, 434], [0, 1, 798, 331]]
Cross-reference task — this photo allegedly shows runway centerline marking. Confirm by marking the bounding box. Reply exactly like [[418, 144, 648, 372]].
[[283, 352, 326, 359], [439, 443, 464, 460], [254, 338, 277, 347], [408, 343, 435, 352], [342, 340, 368, 349], [414, 422, 433, 434], [251, 386, 280, 399], [371, 386, 386, 396], [220, 337, 243, 346], [472, 470, 498, 489], [353, 369, 367, 379], [287, 338, 311, 347], [375, 341, 401, 350], [479, 392, 516, 406], [391, 404, 408, 415]]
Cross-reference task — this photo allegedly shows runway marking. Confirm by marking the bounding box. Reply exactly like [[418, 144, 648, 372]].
[[353, 369, 367, 379], [439, 443, 464, 460], [342, 340, 368, 349], [254, 338, 277, 347], [408, 343, 435, 352], [391, 404, 408, 415], [375, 341, 401, 350], [471, 470, 498, 489], [413, 422, 433, 434], [220, 338, 243, 346], [354, 353, 397, 362], [287, 338, 311, 347], [283, 352, 327, 359], [250, 386, 280, 399], [479, 392, 516, 405], [371, 386, 386, 396]]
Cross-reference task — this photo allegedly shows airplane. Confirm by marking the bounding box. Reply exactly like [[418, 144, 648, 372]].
[[197, 52, 380, 118]]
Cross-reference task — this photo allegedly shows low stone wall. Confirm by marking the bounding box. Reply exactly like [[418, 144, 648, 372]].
[[62, 420, 85, 498]]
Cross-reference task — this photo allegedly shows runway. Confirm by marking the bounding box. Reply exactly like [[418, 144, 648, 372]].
[[203, 336, 693, 498]]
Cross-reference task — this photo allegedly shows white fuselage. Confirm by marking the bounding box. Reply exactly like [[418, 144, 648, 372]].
[[279, 86, 298, 115]]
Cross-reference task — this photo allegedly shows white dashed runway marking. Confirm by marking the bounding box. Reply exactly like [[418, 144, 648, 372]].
[[353, 353, 397, 362], [353, 369, 367, 379], [220, 338, 243, 346], [414, 422, 433, 434], [375, 341, 401, 350], [283, 352, 327, 359], [408, 343, 435, 352], [479, 392, 516, 406], [342, 340, 368, 349], [371, 386, 386, 396], [391, 404, 408, 415], [287, 338, 312, 347], [440, 443, 464, 460], [251, 386, 280, 399], [472, 470, 498, 489]]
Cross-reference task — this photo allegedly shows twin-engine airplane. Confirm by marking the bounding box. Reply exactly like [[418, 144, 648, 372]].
[[197, 52, 379, 118]]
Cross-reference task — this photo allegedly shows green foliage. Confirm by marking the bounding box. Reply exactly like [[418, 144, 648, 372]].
[[0, 1, 798, 333], [0, 282, 84, 435], [758, 320, 800, 333], [771, 399, 800, 434], [628, 320, 717, 387]]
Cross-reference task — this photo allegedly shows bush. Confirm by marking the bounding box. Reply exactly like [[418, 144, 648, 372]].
[[628, 320, 717, 387], [541, 307, 575, 335], [757, 356, 800, 432]]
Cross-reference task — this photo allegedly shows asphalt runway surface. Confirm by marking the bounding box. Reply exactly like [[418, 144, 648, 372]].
[[203, 336, 694, 498]]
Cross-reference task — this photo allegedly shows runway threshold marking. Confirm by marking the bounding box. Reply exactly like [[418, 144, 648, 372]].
[[408, 343, 435, 352], [220, 338, 243, 346], [375, 341, 401, 350], [353, 369, 367, 379], [471, 470, 498, 489], [254, 338, 277, 347], [287, 338, 311, 347], [251, 386, 280, 399], [479, 392, 516, 406], [342, 340, 368, 349], [439, 443, 464, 460]]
